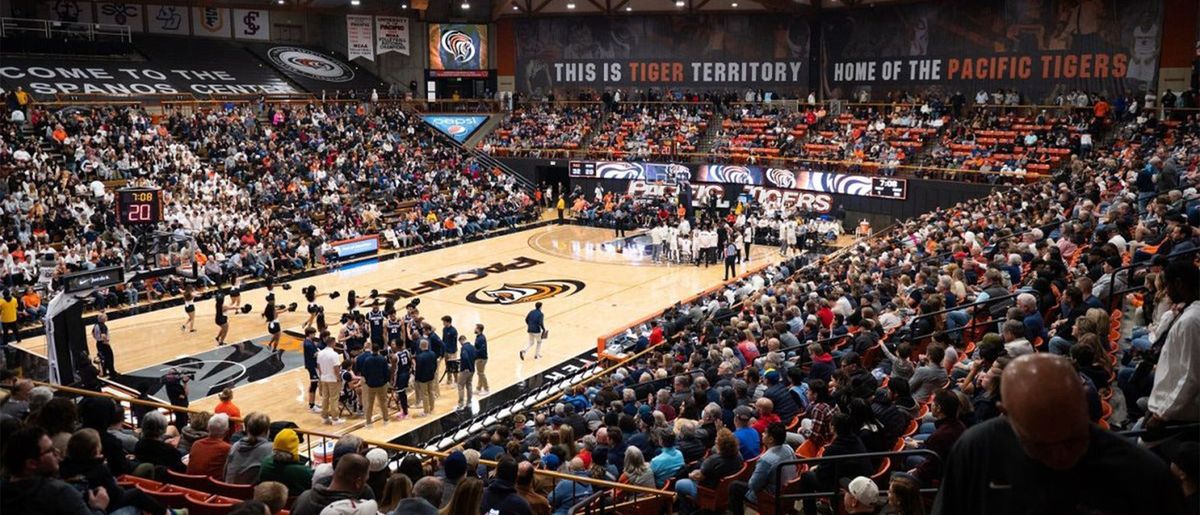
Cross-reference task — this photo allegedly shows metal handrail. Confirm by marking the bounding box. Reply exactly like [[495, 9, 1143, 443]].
[[770, 448, 942, 513], [30, 381, 677, 499], [1103, 247, 1200, 312], [0, 16, 132, 42]]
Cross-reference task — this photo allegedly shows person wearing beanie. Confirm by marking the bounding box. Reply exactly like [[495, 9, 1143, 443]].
[[258, 429, 314, 497], [440, 451, 468, 507]]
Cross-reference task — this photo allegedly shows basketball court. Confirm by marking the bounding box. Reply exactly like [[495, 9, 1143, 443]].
[[19, 224, 787, 441]]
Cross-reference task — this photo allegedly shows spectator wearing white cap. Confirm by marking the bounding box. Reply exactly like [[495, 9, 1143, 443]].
[[841, 476, 882, 513]]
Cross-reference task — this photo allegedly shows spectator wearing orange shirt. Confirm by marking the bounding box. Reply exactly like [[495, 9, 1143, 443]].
[[187, 413, 232, 479], [214, 388, 242, 435], [21, 287, 45, 320]]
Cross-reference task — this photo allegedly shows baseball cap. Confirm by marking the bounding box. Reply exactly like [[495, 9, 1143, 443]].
[[366, 448, 389, 473], [319, 499, 379, 515], [734, 406, 755, 421], [764, 369, 781, 383], [840, 476, 880, 505], [541, 453, 561, 470]]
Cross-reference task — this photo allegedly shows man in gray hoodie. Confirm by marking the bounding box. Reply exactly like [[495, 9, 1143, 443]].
[[224, 412, 273, 484], [292, 454, 370, 515]]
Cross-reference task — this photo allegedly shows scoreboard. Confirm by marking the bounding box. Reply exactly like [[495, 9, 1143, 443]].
[[117, 187, 163, 225], [870, 177, 907, 200]]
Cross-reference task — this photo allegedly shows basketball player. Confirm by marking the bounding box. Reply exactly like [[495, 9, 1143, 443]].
[[389, 338, 411, 419], [92, 312, 116, 377], [302, 327, 321, 412], [520, 301, 546, 360], [180, 287, 196, 333], [367, 303, 386, 349], [385, 311, 404, 350], [213, 294, 239, 346], [263, 299, 281, 352]]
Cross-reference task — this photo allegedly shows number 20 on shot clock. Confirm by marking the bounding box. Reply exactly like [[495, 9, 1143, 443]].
[[117, 187, 163, 224]]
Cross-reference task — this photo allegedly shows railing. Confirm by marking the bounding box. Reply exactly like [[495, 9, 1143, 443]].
[[770, 449, 942, 514], [30, 381, 677, 502], [0, 16, 132, 42], [1103, 246, 1200, 312]]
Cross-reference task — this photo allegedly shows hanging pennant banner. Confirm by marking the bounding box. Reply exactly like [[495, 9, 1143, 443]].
[[146, 4, 188, 35], [233, 8, 269, 41], [346, 14, 374, 62], [96, 2, 143, 32], [376, 15, 409, 56], [191, 6, 230, 38]]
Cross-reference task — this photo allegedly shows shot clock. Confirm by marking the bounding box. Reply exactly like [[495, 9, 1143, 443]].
[[117, 187, 163, 225]]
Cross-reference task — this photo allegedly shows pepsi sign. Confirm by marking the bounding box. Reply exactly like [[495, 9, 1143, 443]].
[[421, 115, 489, 144]]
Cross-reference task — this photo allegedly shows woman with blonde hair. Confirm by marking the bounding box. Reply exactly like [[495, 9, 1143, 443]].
[[376, 474, 413, 512], [440, 477, 483, 515]]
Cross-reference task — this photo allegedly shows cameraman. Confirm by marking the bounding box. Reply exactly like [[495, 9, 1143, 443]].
[[163, 369, 191, 429]]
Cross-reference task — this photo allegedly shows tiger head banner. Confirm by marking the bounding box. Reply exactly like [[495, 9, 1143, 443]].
[[429, 24, 488, 71]]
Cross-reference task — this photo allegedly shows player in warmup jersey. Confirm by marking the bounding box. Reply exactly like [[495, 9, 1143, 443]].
[[390, 339, 411, 419], [303, 327, 321, 412], [367, 304, 386, 349], [385, 312, 404, 348]]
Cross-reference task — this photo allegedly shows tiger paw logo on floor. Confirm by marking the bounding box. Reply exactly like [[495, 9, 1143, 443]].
[[465, 280, 585, 305]]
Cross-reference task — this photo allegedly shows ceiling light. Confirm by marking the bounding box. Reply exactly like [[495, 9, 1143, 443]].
[[276, 0, 284, 4], [566, 2, 575, 7], [461, 2, 470, 8], [402, 3, 407, 7], [512, 4, 519, 8], [675, 0, 684, 6], [731, 2, 737, 5], [350, 0, 359, 5], [624, 5, 631, 10]]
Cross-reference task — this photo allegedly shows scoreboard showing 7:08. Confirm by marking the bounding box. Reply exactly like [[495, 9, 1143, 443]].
[[117, 187, 163, 225], [871, 177, 907, 200]]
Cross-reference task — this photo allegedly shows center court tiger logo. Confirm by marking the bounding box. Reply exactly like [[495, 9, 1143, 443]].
[[465, 279, 585, 305], [440, 30, 477, 64]]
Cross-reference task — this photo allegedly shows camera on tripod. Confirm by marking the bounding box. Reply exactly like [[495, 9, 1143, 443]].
[[163, 368, 195, 384]]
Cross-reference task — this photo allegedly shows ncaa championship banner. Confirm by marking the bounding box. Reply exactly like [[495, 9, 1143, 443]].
[[514, 15, 809, 96], [347, 14, 375, 62], [429, 24, 488, 73], [421, 115, 489, 143], [821, 0, 1163, 102]]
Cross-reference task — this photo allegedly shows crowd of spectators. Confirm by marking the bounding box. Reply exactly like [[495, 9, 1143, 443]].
[[480, 104, 602, 157], [585, 102, 714, 160], [0, 93, 1197, 515], [0, 102, 539, 334]]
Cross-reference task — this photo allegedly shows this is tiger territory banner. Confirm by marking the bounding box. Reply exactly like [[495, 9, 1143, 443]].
[[514, 15, 810, 96], [821, 0, 1163, 102]]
